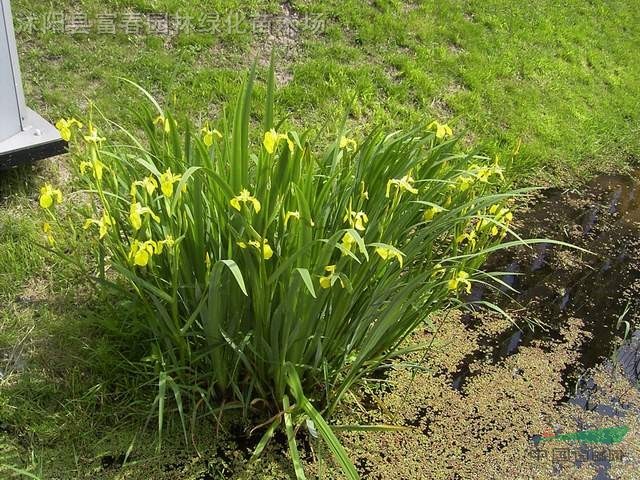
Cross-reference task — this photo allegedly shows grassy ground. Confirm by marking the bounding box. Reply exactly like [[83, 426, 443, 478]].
[[13, 0, 640, 181], [1, 0, 639, 477]]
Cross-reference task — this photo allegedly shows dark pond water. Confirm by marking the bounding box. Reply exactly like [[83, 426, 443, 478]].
[[454, 169, 640, 393]]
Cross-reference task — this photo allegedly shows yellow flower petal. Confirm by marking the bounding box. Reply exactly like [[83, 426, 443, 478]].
[[263, 129, 279, 154], [159, 168, 181, 198], [129, 203, 144, 231], [134, 248, 149, 267], [39, 184, 62, 209], [319, 276, 332, 289], [39, 192, 53, 209], [262, 242, 273, 260]]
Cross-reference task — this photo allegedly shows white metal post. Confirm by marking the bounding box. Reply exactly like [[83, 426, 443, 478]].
[[0, 0, 66, 168]]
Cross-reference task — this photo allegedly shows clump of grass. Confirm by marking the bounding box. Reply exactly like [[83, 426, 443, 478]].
[[41, 63, 523, 478]]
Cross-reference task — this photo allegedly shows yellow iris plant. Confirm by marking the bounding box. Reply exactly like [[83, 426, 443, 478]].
[[128, 237, 174, 267], [230, 189, 261, 213], [319, 265, 345, 289], [448, 271, 472, 294], [374, 245, 405, 268], [431, 263, 446, 279], [55, 118, 82, 142], [359, 181, 369, 200], [471, 164, 493, 183], [386, 175, 419, 198], [83, 123, 106, 144], [492, 160, 505, 181], [490, 204, 513, 223], [284, 210, 300, 227], [478, 205, 513, 237], [341, 232, 356, 252], [456, 230, 477, 249], [469, 160, 506, 183], [39, 184, 63, 209], [455, 175, 474, 192]]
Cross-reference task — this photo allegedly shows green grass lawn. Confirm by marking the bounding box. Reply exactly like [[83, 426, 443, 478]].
[[13, 0, 640, 181], [1, 0, 639, 477]]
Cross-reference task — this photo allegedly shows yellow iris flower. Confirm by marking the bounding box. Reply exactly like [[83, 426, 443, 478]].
[[39, 184, 63, 209], [492, 160, 505, 181], [128, 237, 174, 267], [263, 129, 294, 154], [374, 245, 405, 268], [55, 118, 82, 142], [79, 159, 106, 181], [482, 205, 513, 237], [341, 232, 356, 252], [159, 168, 182, 198], [319, 265, 345, 289], [423, 204, 444, 222], [359, 181, 369, 200], [42, 222, 55, 246], [489, 205, 513, 223], [201, 125, 223, 147], [131, 176, 158, 197], [456, 175, 474, 192], [456, 230, 477, 249], [469, 160, 505, 183], [427, 121, 453, 140], [83, 212, 114, 239], [129, 202, 161, 231], [237, 238, 273, 260], [386, 175, 419, 198], [83, 123, 106, 144], [284, 210, 300, 227], [471, 164, 493, 183], [339, 136, 357, 152], [230, 189, 261, 213], [431, 263, 446, 279], [343, 209, 368, 231], [154, 115, 171, 133], [448, 271, 472, 294]]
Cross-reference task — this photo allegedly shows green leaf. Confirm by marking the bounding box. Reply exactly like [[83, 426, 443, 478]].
[[283, 395, 307, 480], [157, 371, 167, 451], [295, 268, 317, 298], [249, 418, 281, 463], [287, 368, 359, 480], [209, 259, 248, 296], [171, 166, 202, 210]]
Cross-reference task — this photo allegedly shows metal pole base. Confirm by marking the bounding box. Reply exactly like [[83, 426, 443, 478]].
[[0, 108, 67, 169]]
